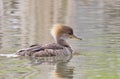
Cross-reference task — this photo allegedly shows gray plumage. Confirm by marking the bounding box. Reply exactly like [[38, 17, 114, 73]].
[[16, 24, 81, 62], [16, 43, 73, 61]]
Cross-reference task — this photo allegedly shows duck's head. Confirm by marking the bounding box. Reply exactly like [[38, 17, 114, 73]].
[[51, 24, 82, 41]]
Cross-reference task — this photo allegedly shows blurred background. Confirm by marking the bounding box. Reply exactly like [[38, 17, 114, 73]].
[[0, 0, 120, 79]]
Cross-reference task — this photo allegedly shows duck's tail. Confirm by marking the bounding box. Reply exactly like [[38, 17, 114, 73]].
[[0, 54, 19, 58]]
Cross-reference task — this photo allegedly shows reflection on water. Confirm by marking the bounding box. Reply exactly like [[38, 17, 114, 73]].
[[55, 62, 74, 79], [0, 0, 120, 79]]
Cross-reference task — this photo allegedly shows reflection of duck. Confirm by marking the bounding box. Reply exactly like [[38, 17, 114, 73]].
[[55, 62, 74, 79], [16, 24, 82, 61]]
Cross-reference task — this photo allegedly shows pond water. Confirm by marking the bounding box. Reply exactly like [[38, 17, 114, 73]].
[[0, 0, 120, 79]]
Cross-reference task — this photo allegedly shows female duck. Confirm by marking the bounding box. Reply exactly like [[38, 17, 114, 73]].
[[16, 24, 82, 61]]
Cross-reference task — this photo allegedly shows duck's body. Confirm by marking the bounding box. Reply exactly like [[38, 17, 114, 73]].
[[16, 24, 81, 61]]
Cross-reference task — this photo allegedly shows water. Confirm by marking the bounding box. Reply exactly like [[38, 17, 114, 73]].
[[0, 0, 120, 79]]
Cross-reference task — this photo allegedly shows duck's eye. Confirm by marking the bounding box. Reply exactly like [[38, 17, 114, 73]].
[[68, 32, 72, 35]]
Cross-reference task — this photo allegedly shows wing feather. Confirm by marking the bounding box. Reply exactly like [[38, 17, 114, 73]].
[[16, 43, 63, 56]]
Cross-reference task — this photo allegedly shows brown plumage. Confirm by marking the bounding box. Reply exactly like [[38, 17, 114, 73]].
[[16, 24, 82, 61]]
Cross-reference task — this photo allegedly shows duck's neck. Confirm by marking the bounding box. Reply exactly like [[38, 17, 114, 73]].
[[56, 37, 70, 47]]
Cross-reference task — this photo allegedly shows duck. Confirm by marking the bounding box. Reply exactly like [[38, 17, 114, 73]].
[[16, 24, 82, 61]]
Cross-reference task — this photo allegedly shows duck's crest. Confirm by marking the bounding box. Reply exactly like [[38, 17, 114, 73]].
[[51, 24, 64, 40]]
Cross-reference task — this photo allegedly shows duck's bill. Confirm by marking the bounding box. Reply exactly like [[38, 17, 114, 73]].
[[70, 35, 82, 40]]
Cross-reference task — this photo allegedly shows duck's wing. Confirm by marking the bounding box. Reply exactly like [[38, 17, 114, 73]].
[[16, 43, 63, 56]]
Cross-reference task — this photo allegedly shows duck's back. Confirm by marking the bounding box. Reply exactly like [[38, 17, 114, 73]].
[[16, 43, 73, 61]]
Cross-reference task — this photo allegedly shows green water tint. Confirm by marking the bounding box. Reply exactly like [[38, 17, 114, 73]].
[[0, 51, 119, 79], [1, 0, 120, 79]]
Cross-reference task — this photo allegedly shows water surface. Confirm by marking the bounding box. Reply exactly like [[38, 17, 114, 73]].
[[0, 0, 120, 79]]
